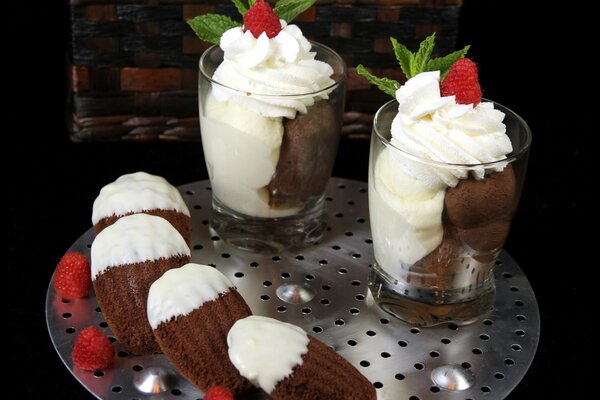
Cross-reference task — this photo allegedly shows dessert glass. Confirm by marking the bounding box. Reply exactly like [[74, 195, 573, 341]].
[[368, 99, 531, 326], [199, 43, 346, 252]]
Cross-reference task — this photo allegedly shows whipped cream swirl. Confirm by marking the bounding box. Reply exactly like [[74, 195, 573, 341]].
[[390, 71, 512, 189], [211, 21, 335, 119]]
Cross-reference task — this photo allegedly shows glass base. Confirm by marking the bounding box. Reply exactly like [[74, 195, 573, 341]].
[[368, 263, 495, 327], [210, 197, 328, 253]]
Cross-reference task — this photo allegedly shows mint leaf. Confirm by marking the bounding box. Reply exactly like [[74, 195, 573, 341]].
[[187, 14, 241, 45], [356, 65, 400, 98], [426, 45, 470, 78], [391, 37, 414, 79], [232, 0, 249, 16], [411, 33, 436, 78], [274, 0, 316, 23]]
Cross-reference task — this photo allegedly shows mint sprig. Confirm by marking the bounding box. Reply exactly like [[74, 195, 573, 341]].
[[357, 33, 470, 98], [187, 14, 241, 45], [274, 0, 316, 23], [188, 0, 315, 44]]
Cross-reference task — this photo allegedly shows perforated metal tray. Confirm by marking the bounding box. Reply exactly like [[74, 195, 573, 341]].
[[46, 178, 540, 400]]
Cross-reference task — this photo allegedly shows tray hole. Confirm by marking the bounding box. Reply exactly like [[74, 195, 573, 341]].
[[281, 272, 291, 279], [202, 219, 209, 225], [398, 340, 408, 347], [352, 253, 361, 258], [95, 307, 102, 313], [364, 238, 373, 244], [494, 372, 505, 380], [320, 298, 330, 305], [118, 351, 128, 358], [360, 360, 370, 367], [480, 334, 490, 341], [62, 313, 72, 319], [366, 330, 376, 337], [502, 272, 512, 278], [441, 337, 451, 344], [332, 245, 341, 250], [193, 244, 203, 250], [93, 370, 104, 377], [410, 328, 420, 334], [481, 386, 492, 393], [221, 253, 231, 258], [99, 322, 108, 328], [338, 268, 348, 274], [347, 200, 355, 205], [260, 295, 270, 301], [335, 212, 344, 218], [250, 262, 259, 268], [515, 329, 525, 336], [193, 204, 202, 210], [111, 386, 122, 393], [86, 243, 92, 248], [359, 187, 367, 193], [272, 256, 281, 261], [409, 395, 420, 400], [205, 186, 212, 191], [514, 300, 524, 306], [381, 352, 391, 358], [447, 323, 458, 330], [511, 344, 522, 351], [326, 197, 333, 202], [276, 305, 287, 313], [345, 231, 354, 237], [472, 348, 483, 355], [335, 319, 345, 326], [61, 299, 70, 304], [351, 280, 361, 286], [374, 382, 383, 389], [429, 351, 440, 358], [414, 363, 424, 370], [234, 272, 244, 278], [305, 274, 315, 280], [171, 389, 182, 396], [510, 286, 519, 292], [312, 326, 323, 333], [350, 307, 360, 315], [483, 319, 494, 326], [356, 218, 365, 224], [302, 307, 312, 314], [430, 386, 440, 393], [263, 281, 272, 287], [208, 263, 216, 268], [319, 259, 328, 266], [516, 314, 527, 321], [210, 236, 220, 241], [322, 284, 331, 291], [395, 373, 405, 380], [462, 362, 472, 369], [380, 318, 390, 324], [504, 358, 515, 366], [355, 294, 365, 301], [132, 365, 143, 372], [108, 337, 117, 343], [296, 255, 304, 261], [65, 327, 76, 334], [348, 339, 357, 346], [337, 184, 346, 189]]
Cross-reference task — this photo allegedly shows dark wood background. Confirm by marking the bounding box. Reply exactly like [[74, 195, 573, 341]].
[[8, 0, 590, 398]]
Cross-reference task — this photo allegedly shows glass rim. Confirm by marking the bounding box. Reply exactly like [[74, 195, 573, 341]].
[[373, 98, 532, 169], [199, 41, 347, 99]]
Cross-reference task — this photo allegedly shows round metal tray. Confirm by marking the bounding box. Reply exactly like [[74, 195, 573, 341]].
[[46, 178, 540, 400]]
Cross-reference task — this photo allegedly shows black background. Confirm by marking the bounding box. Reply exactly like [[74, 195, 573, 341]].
[[8, 0, 590, 398]]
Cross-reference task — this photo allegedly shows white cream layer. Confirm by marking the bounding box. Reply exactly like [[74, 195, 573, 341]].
[[91, 214, 190, 279], [92, 171, 190, 225], [227, 316, 309, 393], [146, 263, 234, 330]]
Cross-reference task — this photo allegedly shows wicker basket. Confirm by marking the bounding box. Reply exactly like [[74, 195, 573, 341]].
[[68, 0, 463, 142]]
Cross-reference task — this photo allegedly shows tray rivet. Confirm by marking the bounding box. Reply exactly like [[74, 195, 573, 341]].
[[133, 366, 177, 393], [430, 364, 475, 391], [276, 282, 316, 304]]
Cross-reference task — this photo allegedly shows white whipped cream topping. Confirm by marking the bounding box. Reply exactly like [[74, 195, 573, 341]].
[[147, 263, 234, 330], [391, 71, 512, 189], [91, 214, 190, 279], [92, 171, 190, 225], [227, 316, 309, 393], [211, 21, 335, 119]]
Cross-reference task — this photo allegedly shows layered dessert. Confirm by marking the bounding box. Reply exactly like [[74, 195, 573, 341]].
[[147, 263, 254, 396], [228, 315, 376, 400], [91, 213, 191, 354], [193, 0, 343, 217], [92, 171, 191, 244], [360, 35, 525, 324]]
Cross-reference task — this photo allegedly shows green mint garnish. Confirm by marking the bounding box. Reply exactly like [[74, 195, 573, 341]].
[[274, 0, 316, 23], [357, 33, 470, 98], [188, 0, 315, 44], [187, 14, 241, 45]]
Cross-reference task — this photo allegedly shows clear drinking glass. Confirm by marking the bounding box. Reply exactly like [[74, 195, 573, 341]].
[[368, 99, 531, 326], [198, 43, 346, 252]]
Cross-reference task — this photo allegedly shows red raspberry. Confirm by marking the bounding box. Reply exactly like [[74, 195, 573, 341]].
[[72, 326, 115, 371], [441, 58, 482, 105], [53, 252, 91, 299], [203, 386, 233, 400], [243, 0, 281, 39]]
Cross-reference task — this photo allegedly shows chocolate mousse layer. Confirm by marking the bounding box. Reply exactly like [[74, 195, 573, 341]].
[[152, 289, 254, 396], [270, 336, 376, 400], [94, 209, 192, 245], [268, 97, 342, 208], [93, 254, 191, 355]]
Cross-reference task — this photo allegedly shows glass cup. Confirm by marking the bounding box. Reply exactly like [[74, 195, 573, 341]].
[[198, 43, 346, 252], [368, 99, 531, 326]]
